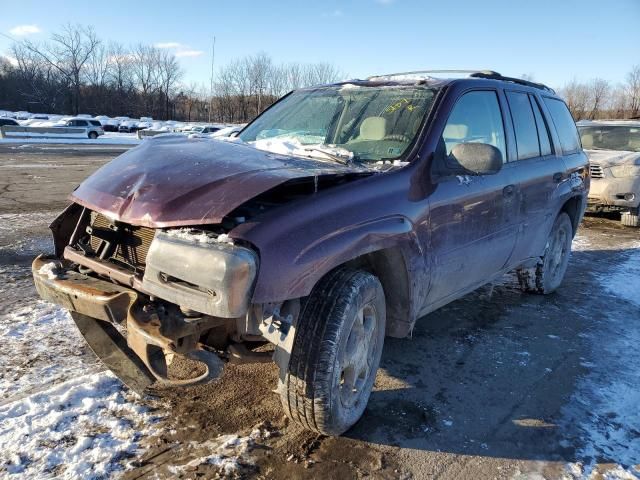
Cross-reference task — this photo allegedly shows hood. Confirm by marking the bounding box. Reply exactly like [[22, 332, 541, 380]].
[[585, 149, 640, 168], [71, 136, 366, 227]]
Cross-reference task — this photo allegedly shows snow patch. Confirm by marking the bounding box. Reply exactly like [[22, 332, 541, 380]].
[[37, 261, 60, 280], [601, 243, 640, 308], [165, 228, 233, 244], [0, 372, 158, 478], [168, 426, 271, 476]]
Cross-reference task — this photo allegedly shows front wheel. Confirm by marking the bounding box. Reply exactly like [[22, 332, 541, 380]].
[[517, 212, 573, 294], [280, 268, 386, 436]]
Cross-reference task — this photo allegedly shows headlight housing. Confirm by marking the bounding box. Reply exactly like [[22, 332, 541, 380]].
[[142, 230, 258, 318], [609, 165, 640, 178]]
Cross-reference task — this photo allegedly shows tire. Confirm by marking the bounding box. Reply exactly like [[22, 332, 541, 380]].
[[281, 268, 386, 436], [88, 131, 98, 139], [621, 209, 640, 227], [517, 212, 573, 294]]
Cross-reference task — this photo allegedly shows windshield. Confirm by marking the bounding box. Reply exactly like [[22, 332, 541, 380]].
[[579, 125, 640, 153], [238, 85, 437, 163]]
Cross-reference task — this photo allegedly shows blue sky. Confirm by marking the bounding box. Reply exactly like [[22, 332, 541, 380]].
[[1, 0, 638, 89]]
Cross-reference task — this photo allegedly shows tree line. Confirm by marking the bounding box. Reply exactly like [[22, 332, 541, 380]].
[[0, 23, 638, 123], [558, 66, 640, 121], [0, 24, 344, 122]]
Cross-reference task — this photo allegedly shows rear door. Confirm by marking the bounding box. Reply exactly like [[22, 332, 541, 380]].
[[425, 89, 519, 305], [505, 91, 567, 263]]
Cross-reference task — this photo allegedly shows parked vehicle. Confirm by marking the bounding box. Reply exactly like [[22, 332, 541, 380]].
[[118, 121, 140, 133], [0, 118, 20, 127], [55, 118, 104, 139], [32, 70, 588, 436], [577, 120, 640, 226]]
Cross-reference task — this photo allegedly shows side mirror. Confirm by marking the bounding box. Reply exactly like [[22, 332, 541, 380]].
[[449, 143, 503, 175]]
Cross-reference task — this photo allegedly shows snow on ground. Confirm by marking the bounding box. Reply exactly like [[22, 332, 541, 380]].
[[168, 426, 272, 477], [0, 300, 101, 401], [561, 241, 640, 478], [0, 372, 159, 479], [601, 242, 640, 308]]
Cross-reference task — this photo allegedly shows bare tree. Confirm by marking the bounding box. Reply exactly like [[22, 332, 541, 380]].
[[22, 23, 100, 114], [587, 78, 610, 120], [626, 65, 640, 118], [131, 44, 161, 114], [158, 50, 182, 119], [561, 79, 590, 120]]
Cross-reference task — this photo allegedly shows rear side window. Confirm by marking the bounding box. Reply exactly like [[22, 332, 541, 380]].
[[441, 90, 506, 162], [530, 95, 552, 156], [543, 97, 581, 154], [506, 91, 539, 160], [89, 120, 101, 126]]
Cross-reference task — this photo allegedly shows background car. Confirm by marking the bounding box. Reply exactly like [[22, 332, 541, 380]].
[[578, 120, 640, 226], [0, 118, 20, 127], [56, 117, 105, 139]]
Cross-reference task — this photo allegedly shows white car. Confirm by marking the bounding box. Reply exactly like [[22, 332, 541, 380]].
[[578, 120, 640, 227]]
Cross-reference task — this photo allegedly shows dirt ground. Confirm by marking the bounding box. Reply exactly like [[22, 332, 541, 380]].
[[1, 143, 639, 479]]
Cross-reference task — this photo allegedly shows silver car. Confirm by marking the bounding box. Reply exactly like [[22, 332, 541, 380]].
[[578, 120, 640, 227], [59, 118, 105, 139]]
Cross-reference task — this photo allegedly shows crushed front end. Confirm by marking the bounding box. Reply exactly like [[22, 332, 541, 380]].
[[32, 204, 292, 394]]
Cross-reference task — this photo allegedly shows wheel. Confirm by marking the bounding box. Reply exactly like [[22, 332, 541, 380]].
[[88, 131, 98, 139], [517, 212, 573, 294], [621, 208, 640, 227], [280, 268, 386, 435]]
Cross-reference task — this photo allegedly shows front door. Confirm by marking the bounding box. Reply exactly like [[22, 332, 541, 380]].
[[424, 89, 519, 307]]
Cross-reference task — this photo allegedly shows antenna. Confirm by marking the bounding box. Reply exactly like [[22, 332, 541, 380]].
[[208, 36, 216, 123]]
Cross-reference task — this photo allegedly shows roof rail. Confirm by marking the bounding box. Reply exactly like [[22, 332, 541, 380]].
[[367, 69, 500, 80], [365, 69, 555, 93], [469, 72, 555, 93]]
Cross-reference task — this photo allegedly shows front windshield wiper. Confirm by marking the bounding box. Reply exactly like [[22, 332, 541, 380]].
[[301, 145, 355, 165]]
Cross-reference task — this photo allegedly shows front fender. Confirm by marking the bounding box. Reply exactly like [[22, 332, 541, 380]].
[[244, 214, 421, 304]]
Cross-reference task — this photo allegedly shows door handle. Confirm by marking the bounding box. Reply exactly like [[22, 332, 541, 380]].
[[552, 172, 564, 183], [503, 184, 515, 198]]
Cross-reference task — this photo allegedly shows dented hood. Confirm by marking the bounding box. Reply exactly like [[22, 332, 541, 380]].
[[71, 136, 361, 227]]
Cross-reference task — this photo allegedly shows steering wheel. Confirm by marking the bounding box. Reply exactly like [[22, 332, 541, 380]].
[[383, 134, 411, 143]]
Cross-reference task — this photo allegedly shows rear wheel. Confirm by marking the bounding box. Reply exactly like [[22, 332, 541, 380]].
[[280, 268, 386, 436], [88, 131, 98, 139], [517, 212, 573, 294]]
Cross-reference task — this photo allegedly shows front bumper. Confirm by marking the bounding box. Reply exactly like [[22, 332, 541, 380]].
[[32, 255, 225, 392], [588, 177, 640, 211]]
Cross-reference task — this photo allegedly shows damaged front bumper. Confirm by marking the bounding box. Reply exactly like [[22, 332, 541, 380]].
[[32, 255, 229, 393]]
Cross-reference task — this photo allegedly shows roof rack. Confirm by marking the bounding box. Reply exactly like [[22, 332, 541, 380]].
[[469, 72, 555, 93], [366, 70, 555, 93], [367, 69, 500, 80]]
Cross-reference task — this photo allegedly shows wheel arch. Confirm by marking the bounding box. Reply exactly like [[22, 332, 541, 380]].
[[559, 195, 584, 237], [342, 246, 414, 338]]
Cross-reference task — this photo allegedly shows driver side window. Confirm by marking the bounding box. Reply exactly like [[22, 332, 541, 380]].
[[441, 91, 506, 162]]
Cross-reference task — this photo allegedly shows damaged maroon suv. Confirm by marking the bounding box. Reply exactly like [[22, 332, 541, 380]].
[[32, 70, 588, 435]]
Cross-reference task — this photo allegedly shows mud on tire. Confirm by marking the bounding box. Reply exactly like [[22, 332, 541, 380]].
[[516, 212, 573, 294], [280, 268, 386, 436]]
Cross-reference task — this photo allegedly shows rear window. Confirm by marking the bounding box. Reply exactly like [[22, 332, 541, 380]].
[[543, 97, 581, 154], [530, 96, 552, 156], [506, 91, 539, 160]]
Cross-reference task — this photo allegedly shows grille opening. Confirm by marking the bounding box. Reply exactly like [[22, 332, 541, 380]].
[[590, 164, 604, 179], [86, 212, 156, 272]]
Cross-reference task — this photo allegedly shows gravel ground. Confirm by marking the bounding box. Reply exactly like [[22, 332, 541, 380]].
[[0, 143, 638, 479]]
